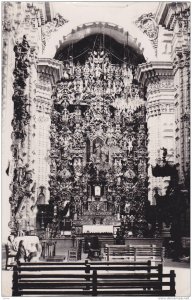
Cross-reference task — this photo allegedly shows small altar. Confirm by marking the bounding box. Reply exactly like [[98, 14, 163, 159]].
[[82, 224, 114, 234]]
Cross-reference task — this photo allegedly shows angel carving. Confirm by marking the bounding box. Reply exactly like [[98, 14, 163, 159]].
[[127, 138, 133, 153]]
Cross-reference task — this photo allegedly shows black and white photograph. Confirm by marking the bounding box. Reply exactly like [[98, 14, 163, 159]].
[[1, 1, 190, 297]]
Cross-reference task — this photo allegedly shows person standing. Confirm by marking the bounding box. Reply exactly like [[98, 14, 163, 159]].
[[7, 235, 17, 255], [7, 235, 18, 265], [15, 240, 27, 263]]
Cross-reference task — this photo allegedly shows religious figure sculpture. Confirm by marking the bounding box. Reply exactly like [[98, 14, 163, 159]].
[[127, 138, 133, 153], [124, 201, 131, 214], [161, 147, 168, 163]]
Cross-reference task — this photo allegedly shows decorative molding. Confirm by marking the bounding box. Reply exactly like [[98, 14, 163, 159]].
[[36, 73, 52, 92], [37, 58, 64, 84], [2, 2, 43, 36], [173, 49, 190, 73], [38, 115, 50, 122], [135, 13, 159, 54], [42, 13, 68, 52], [147, 101, 175, 118], [147, 77, 174, 95], [2, 2, 17, 32], [35, 97, 52, 114], [137, 61, 173, 86], [156, 2, 190, 33]]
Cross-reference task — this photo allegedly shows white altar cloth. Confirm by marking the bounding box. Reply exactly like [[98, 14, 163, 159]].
[[83, 225, 113, 234]]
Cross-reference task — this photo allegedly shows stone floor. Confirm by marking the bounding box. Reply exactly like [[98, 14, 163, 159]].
[[164, 259, 190, 296]]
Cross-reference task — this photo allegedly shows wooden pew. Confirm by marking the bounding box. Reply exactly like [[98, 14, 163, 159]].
[[12, 261, 92, 296], [12, 260, 175, 296], [92, 269, 176, 296], [104, 244, 165, 264], [12, 260, 156, 296], [12, 260, 154, 274]]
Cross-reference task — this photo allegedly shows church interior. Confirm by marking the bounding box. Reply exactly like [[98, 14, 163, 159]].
[[2, 1, 190, 297]]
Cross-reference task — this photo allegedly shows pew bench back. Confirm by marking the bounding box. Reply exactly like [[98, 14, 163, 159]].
[[12, 260, 175, 297], [104, 245, 165, 263]]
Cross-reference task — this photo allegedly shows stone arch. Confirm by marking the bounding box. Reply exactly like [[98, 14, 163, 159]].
[[42, 21, 156, 61]]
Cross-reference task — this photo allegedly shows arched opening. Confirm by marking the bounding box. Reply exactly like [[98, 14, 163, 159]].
[[54, 33, 145, 65], [51, 21, 146, 60]]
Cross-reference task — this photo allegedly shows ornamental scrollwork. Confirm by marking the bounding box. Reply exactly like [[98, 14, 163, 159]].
[[9, 36, 36, 232], [12, 35, 31, 140], [2, 2, 15, 32], [42, 13, 68, 52], [175, 7, 190, 34], [147, 77, 174, 95], [49, 48, 148, 237], [135, 13, 158, 52]]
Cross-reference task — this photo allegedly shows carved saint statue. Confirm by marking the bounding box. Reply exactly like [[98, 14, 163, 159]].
[[73, 157, 82, 181], [95, 63, 102, 78], [124, 202, 131, 214], [127, 138, 133, 153], [114, 200, 120, 214], [93, 141, 102, 160], [37, 186, 45, 205], [161, 147, 167, 163]]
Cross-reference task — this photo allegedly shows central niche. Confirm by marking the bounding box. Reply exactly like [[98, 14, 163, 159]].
[[49, 34, 148, 235]]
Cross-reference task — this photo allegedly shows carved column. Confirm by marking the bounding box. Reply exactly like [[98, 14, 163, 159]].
[[137, 62, 175, 204], [15, 4, 51, 233], [2, 2, 27, 238], [35, 59, 63, 204], [172, 34, 190, 187], [155, 2, 190, 236], [10, 35, 32, 233], [182, 49, 190, 178], [2, 3, 16, 237], [3, 2, 60, 234], [156, 2, 190, 189]]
